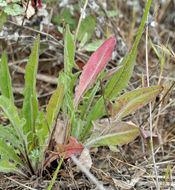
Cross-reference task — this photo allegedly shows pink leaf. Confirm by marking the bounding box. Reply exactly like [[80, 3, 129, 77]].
[[31, 0, 42, 8], [74, 37, 116, 108], [57, 136, 84, 159]]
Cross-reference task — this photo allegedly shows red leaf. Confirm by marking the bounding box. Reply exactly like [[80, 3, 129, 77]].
[[57, 136, 84, 159], [76, 60, 85, 70], [73, 37, 116, 108], [31, 0, 42, 8]]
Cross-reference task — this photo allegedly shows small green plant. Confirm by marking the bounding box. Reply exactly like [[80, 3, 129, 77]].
[[0, 0, 162, 179], [0, 0, 24, 16], [0, 36, 64, 176], [0, 0, 42, 30]]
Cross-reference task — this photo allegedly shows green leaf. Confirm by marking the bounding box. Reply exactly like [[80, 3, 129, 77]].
[[46, 84, 64, 128], [71, 117, 83, 140], [0, 152, 19, 173], [80, 81, 100, 119], [0, 96, 25, 141], [0, 11, 7, 30], [111, 86, 164, 120], [4, 4, 24, 16], [61, 8, 77, 28], [62, 92, 74, 118], [107, 10, 119, 17], [0, 139, 23, 165], [21, 35, 40, 147], [0, 0, 7, 6], [78, 15, 96, 44], [105, 49, 137, 100], [36, 110, 48, 146], [105, 0, 153, 101], [64, 25, 76, 73], [0, 125, 24, 153], [19, 36, 40, 152], [87, 121, 140, 147], [12, 0, 21, 2], [80, 97, 106, 141], [83, 40, 104, 52], [0, 52, 14, 103], [20, 87, 33, 146], [58, 72, 79, 95]]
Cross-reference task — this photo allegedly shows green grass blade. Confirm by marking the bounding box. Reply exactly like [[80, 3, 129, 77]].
[[0, 52, 14, 103], [47, 154, 65, 190], [46, 84, 64, 128]]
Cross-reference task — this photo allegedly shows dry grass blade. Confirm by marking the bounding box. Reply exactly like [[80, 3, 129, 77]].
[[145, 13, 160, 189], [113, 170, 145, 189]]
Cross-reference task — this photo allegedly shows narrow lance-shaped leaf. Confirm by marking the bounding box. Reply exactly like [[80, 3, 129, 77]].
[[64, 25, 76, 73], [80, 97, 105, 141], [105, 49, 137, 101], [0, 12, 7, 30], [0, 96, 25, 142], [0, 156, 19, 173], [0, 125, 24, 154], [74, 37, 116, 108], [21, 87, 33, 145], [0, 52, 14, 103], [46, 83, 64, 128], [78, 15, 96, 44], [86, 121, 140, 147], [111, 86, 164, 120], [80, 81, 100, 119], [21, 35, 40, 146], [105, 0, 152, 101], [0, 139, 24, 166]]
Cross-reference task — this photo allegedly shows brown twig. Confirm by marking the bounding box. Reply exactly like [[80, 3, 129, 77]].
[[74, 0, 89, 44], [10, 65, 58, 84]]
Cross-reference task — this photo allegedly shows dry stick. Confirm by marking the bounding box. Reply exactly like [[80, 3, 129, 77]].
[[10, 65, 58, 84], [145, 13, 160, 189], [74, 0, 89, 44], [5, 176, 37, 190], [71, 155, 106, 190], [109, 156, 157, 187], [7, 20, 62, 46], [22, 0, 30, 27]]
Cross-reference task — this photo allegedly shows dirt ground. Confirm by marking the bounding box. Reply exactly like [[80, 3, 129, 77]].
[[0, 0, 175, 189]]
